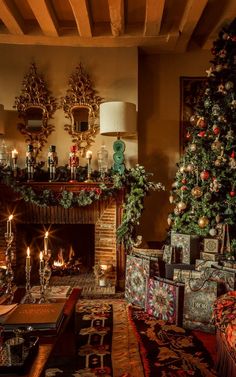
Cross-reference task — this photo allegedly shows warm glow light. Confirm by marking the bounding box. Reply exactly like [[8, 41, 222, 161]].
[[86, 150, 92, 159], [11, 149, 18, 159], [45, 231, 48, 238], [8, 215, 13, 221], [39, 251, 43, 261], [27, 247, 30, 257], [53, 260, 64, 267], [100, 264, 108, 271]]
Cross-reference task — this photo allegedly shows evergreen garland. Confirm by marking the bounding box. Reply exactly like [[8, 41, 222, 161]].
[[0, 164, 164, 249]]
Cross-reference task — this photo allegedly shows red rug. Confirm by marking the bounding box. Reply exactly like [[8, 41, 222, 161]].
[[129, 305, 217, 377]]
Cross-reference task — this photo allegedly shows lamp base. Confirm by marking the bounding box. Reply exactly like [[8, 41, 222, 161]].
[[112, 139, 125, 174]]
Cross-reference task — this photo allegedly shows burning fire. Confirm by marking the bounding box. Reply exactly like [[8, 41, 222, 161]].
[[53, 248, 65, 267]]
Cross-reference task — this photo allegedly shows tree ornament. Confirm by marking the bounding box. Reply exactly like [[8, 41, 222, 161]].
[[204, 192, 212, 201], [180, 185, 188, 191], [169, 195, 174, 204], [204, 99, 211, 108], [230, 191, 235, 197], [197, 117, 206, 128], [198, 216, 209, 228], [186, 164, 194, 172], [223, 32, 229, 40], [174, 207, 180, 215], [181, 178, 187, 184], [231, 100, 236, 108], [212, 104, 221, 115], [211, 140, 222, 151], [190, 115, 198, 125], [218, 84, 226, 94], [179, 166, 185, 173], [200, 170, 210, 180], [215, 64, 222, 72], [229, 151, 236, 169], [172, 181, 178, 188], [219, 49, 227, 58], [167, 216, 172, 226], [177, 201, 187, 211], [198, 131, 206, 138], [225, 81, 234, 90], [210, 177, 221, 192], [191, 186, 203, 198], [218, 115, 226, 123], [209, 228, 217, 237], [189, 143, 197, 152], [215, 158, 222, 167], [205, 88, 211, 95], [212, 125, 220, 135], [186, 131, 191, 140]]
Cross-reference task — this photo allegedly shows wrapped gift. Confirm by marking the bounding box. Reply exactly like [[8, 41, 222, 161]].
[[125, 253, 164, 308], [173, 270, 217, 333], [195, 259, 220, 271], [203, 238, 219, 254], [203, 266, 236, 292], [145, 277, 184, 326], [200, 252, 223, 261], [171, 232, 200, 264], [165, 263, 195, 280]]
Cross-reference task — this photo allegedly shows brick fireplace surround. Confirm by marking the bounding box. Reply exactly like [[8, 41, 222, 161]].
[[0, 182, 126, 290]]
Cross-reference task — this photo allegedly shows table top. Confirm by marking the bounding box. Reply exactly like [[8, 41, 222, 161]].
[[0, 287, 81, 377]]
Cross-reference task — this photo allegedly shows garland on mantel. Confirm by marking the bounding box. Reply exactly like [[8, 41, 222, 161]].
[[1, 164, 165, 249]]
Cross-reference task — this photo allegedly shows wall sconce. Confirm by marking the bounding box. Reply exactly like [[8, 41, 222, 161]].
[[99, 101, 137, 174]]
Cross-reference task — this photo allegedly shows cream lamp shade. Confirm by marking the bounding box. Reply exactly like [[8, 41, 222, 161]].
[[0, 104, 5, 135], [99, 101, 136, 136]]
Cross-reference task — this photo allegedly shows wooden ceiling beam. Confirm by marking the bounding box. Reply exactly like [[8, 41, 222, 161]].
[[108, 0, 124, 37], [0, 0, 25, 35], [176, 0, 208, 52], [144, 0, 165, 36], [68, 0, 92, 37], [27, 0, 59, 37]]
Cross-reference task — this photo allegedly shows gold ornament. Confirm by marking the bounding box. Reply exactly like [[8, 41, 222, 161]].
[[215, 214, 220, 223], [211, 140, 222, 151], [215, 159, 222, 167], [186, 164, 194, 172], [191, 186, 203, 198], [189, 143, 197, 152], [174, 207, 180, 215], [198, 216, 209, 228], [179, 166, 185, 173], [177, 201, 187, 211]]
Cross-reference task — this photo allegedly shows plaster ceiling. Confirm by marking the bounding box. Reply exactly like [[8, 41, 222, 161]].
[[0, 0, 235, 53]]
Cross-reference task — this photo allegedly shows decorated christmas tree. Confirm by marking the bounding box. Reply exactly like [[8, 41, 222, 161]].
[[168, 18, 236, 248]]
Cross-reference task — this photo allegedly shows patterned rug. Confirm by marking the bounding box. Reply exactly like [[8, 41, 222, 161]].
[[129, 305, 217, 377], [44, 300, 217, 377]]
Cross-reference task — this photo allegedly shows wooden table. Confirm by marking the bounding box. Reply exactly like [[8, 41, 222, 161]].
[[0, 287, 81, 377]]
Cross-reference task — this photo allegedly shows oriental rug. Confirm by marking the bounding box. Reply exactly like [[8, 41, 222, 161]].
[[44, 299, 217, 377]]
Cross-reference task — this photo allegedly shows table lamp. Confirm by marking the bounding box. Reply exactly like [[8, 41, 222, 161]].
[[99, 101, 136, 174]]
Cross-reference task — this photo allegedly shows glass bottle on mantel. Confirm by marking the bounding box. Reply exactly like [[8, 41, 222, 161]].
[[97, 145, 109, 179]]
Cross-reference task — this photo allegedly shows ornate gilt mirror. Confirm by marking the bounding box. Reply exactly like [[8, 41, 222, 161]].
[[14, 63, 58, 157], [61, 63, 102, 157]]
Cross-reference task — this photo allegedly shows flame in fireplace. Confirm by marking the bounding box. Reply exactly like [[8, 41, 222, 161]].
[[53, 248, 65, 267]]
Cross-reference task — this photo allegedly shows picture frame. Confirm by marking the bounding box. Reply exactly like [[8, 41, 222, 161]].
[[179, 76, 207, 154]]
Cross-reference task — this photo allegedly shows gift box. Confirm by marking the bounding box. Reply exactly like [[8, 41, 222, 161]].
[[203, 266, 236, 292], [203, 238, 219, 254], [165, 263, 195, 280], [173, 269, 202, 282], [145, 277, 184, 326], [200, 252, 223, 261], [125, 253, 164, 308], [171, 231, 200, 264], [195, 259, 220, 271]]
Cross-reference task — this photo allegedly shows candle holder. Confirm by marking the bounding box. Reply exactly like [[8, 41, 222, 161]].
[[22, 265, 35, 304], [4, 232, 14, 303], [43, 250, 52, 300], [38, 263, 47, 304]]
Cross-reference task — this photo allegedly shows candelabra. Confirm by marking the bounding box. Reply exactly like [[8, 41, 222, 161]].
[[43, 250, 52, 300], [4, 232, 14, 303], [38, 260, 46, 304]]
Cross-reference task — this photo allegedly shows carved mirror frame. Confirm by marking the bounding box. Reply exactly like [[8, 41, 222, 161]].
[[14, 63, 58, 157], [61, 63, 102, 157]]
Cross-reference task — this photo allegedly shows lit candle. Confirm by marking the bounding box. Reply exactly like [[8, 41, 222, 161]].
[[44, 231, 48, 254], [11, 149, 18, 159], [26, 247, 31, 270], [86, 150, 92, 159], [39, 251, 44, 271], [7, 215, 13, 235]]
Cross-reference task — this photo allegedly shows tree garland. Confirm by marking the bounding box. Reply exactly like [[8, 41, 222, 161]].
[[1, 164, 164, 250]]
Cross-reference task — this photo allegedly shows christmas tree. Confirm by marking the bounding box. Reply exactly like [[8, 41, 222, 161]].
[[168, 18, 236, 246]]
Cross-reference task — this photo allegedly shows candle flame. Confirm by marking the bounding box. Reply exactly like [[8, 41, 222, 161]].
[[39, 251, 43, 261], [8, 215, 13, 221], [45, 231, 49, 238], [27, 247, 30, 257]]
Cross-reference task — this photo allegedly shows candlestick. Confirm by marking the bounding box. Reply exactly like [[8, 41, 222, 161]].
[[85, 150, 93, 182], [7, 215, 13, 236], [39, 251, 46, 304], [11, 149, 18, 178], [44, 231, 48, 254], [86, 150, 92, 159], [26, 247, 30, 270], [22, 246, 35, 304]]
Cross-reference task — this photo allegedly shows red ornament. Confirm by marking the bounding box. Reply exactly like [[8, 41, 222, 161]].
[[200, 170, 210, 180], [182, 178, 187, 184], [230, 191, 235, 197], [198, 131, 206, 137], [213, 126, 220, 135], [197, 117, 206, 128], [231, 150, 235, 158], [186, 131, 191, 140], [181, 185, 188, 191]]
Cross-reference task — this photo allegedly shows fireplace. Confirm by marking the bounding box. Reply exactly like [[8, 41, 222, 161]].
[[0, 182, 126, 290]]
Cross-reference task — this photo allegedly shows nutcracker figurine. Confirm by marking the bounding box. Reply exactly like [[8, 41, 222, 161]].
[[69, 145, 79, 182], [48, 145, 58, 181], [26, 144, 35, 181]]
